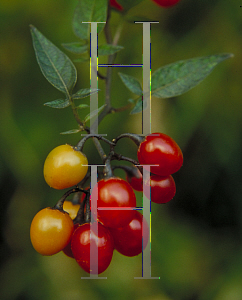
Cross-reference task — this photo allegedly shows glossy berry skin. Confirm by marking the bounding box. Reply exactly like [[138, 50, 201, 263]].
[[151, 0, 180, 7], [30, 207, 74, 256], [127, 169, 176, 204], [71, 222, 114, 274], [43, 144, 88, 190], [109, 211, 149, 257], [146, 174, 176, 204], [63, 201, 80, 220], [109, 0, 123, 11], [62, 223, 79, 258], [95, 177, 137, 228], [137, 133, 183, 177]]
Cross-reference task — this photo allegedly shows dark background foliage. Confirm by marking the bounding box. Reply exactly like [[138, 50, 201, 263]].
[[0, 0, 241, 299]]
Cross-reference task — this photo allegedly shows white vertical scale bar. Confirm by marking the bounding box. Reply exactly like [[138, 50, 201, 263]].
[[90, 22, 98, 135], [134, 21, 160, 279], [135, 21, 158, 136], [134, 165, 160, 280], [142, 22, 151, 136]]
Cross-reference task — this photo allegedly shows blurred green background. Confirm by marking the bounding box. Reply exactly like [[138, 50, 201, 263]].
[[0, 0, 242, 299]]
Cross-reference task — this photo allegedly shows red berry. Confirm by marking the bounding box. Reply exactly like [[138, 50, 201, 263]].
[[71, 222, 114, 274], [109, 211, 149, 257], [94, 177, 137, 228], [126, 168, 143, 192], [62, 223, 80, 258], [110, 0, 123, 11], [151, 0, 180, 7], [137, 132, 183, 177], [147, 174, 176, 204], [127, 169, 176, 204]]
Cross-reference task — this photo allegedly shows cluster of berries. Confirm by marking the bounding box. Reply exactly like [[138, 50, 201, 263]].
[[30, 132, 183, 274]]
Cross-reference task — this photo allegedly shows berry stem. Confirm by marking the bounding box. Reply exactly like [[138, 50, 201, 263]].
[[103, 151, 115, 178], [73, 190, 90, 225], [54, 187, 82, 211], [111, 152, 143, 174], [113, 164, 142, 178], [76, 134, 115, 152], [84, 190, 91, 223], [113, 133, 145, 146]]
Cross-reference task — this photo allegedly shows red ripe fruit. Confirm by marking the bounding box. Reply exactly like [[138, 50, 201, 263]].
[[127, 169, 176, 204], [62, 223, 80, 258], [137, 132, 183, 177], [95, 177, 137, 228], [151, 0, 181, 7], [147, 174, 176, 204], [109, 211, 149, 257], [126, 168, 143, 192], [71, 222, 114, 274]]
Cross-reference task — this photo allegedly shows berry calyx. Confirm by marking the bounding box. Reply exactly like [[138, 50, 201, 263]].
[[71, 222, 114, 274], [151, 0, 181, 7], [30, 207, 74, 256], [137, 132, 183, 177], [43, 144, 88, 190]]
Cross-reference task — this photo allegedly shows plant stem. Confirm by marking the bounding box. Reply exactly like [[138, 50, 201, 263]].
[[54, 187, 82, 211], [69, 96, 85, 129], [97, 9, 126, 127]]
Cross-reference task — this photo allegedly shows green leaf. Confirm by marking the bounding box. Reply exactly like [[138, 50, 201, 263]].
[[77, 104, 89, 109], [60, 129, 82, 135], [98, 44, 124, 56], [73, 0, 107, 40], [84, 104, 106, 123], [151, 53, 233, 99], [128, 98, 135, 104], [119, 72, 143, 96], [44, 99, 70, 109], [130, 96, 148, 114], [62, 42, 88, 54], [72, 88, 100, 100], [30, 25, 77, 95]]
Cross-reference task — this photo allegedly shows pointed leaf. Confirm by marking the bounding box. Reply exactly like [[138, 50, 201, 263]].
[[44, 99, 70, 109], [30, 25, 77, 95], [130, 96, 148, 114], [119, 72, 143, 96], [128, 98, 135, 104], [60, 129, 82, 135], [77, 104, 89, 109], [72, 88, 99, 100], [98, 44, 124, 56], [73, 0, 107, 40], [151, 53, 233, 98], [62, 42, 88, 54], [84, 104, 106, 123]]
